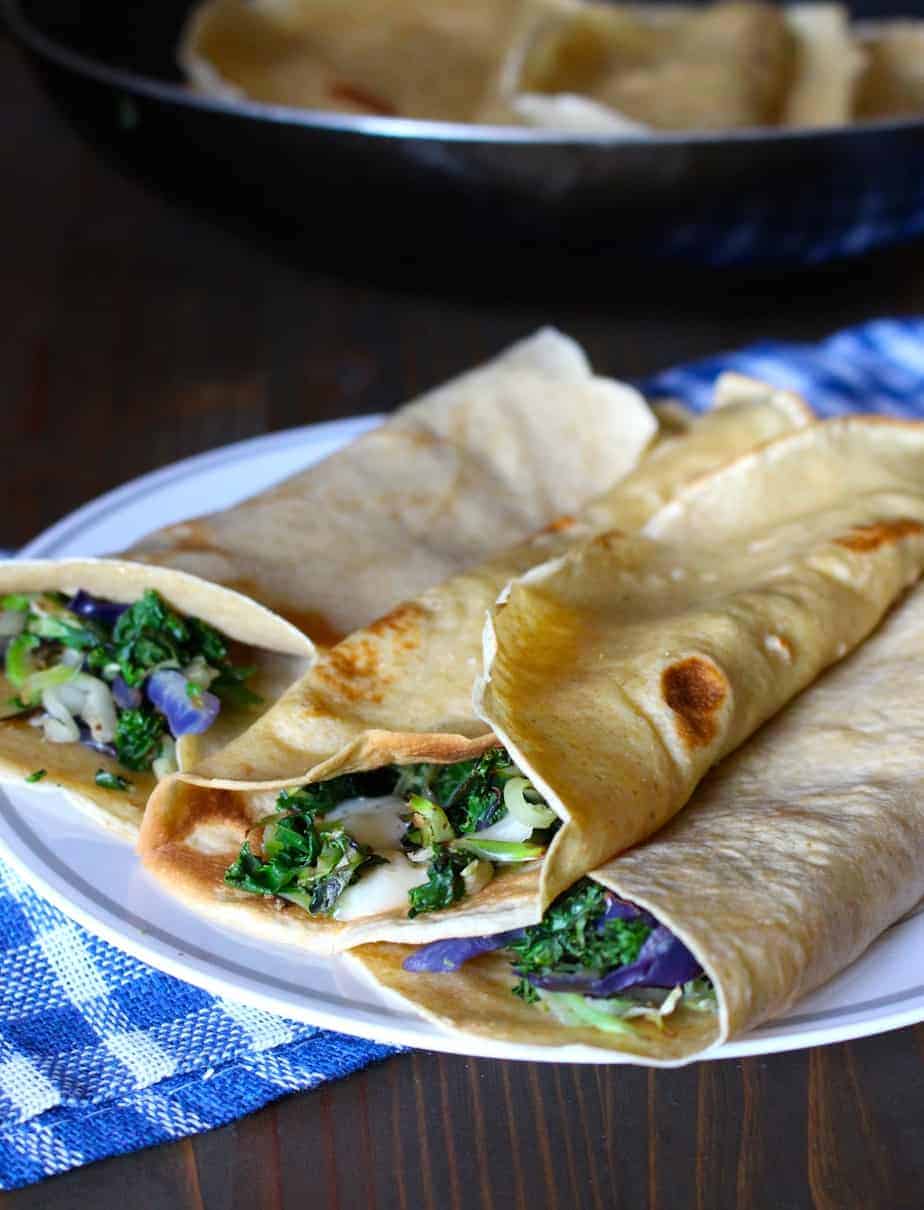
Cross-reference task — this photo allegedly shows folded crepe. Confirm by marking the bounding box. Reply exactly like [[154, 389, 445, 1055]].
[[179, 0, 556, 122], [0, 560, 313, 835], [854, 21, 924, 121], [137, 376, 815, 946], [128, 327, 655, 643], [780, 5, 865, 127], [508, 1, 796, 132], [3, 330, 656, 834], [356, 554, 924, 1063]]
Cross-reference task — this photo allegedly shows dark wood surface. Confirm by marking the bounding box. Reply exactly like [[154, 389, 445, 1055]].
[[4, 29, 924, 1210]]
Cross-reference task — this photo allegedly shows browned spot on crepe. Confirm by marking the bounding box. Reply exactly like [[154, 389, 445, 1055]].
[[539, 515, 578, 535], [661, 657, 728, 748], [365, 601, 426, 647], [313, 603, 425, 701], [223, 577, 344, 645], [185, 785, 251, 840], [834, 518, 924, 553]]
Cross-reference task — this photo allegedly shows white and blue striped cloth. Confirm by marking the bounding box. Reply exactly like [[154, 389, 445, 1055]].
[[3, 316, 924, 1189]]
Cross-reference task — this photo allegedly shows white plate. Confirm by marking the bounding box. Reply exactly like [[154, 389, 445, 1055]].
[[2, 419, 924, 1063]]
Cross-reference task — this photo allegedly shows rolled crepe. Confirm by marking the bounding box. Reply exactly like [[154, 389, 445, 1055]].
[[510, 1, 796, 132], [128, 328, 656, 643], [179, 0, 555, 122], [4, 331, 656, 833], [137, 376, 812, 947], [356, 560, 924, 1063], [0, 560, 312, 835]]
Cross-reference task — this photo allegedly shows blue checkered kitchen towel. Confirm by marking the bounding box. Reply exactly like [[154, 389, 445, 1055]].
[[4, 315, 924, 1189]]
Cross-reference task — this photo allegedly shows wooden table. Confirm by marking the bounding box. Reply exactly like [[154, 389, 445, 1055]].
[[4, 30, 924, 1210]]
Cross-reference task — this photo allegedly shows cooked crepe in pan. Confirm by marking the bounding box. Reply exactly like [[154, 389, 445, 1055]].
[[512, 1, 795, 131], [137, 377, 815, 946], [855, 22, 924, 120], [357, 562, 924, 1062], [180, 0, 552, 121]]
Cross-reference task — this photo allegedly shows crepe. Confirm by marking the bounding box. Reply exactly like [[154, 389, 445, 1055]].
[[509, 1, 796, 132], [356, 556, 924, 1063], [4, 331, 658, 835], [128, 328, 656, 643], [780, 5, 865, 127], [855, 22, 924, 121], [179, 0, 554, 121], [0, 560, 313, 835], [137, 375, 813, 948]]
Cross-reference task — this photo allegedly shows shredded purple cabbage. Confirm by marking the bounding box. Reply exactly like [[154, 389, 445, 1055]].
[[68, 591, 128, 628], [402, 929, 525, 973], [111, 675, 141, 710], [527, 926, 701, 996], [146, 669, 219, 737]]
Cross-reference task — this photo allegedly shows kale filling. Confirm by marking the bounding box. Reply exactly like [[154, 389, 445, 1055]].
[[2, 589, 260, 773]]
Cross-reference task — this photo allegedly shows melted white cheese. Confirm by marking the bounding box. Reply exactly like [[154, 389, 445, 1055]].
[[475, 811, 533, 843], [325, 794, 408, 850], [332, 853, 429, 921]]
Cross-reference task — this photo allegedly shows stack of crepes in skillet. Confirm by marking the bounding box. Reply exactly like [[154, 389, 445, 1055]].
[[137, 371, 924, 1065], [0, 330, 656, 833]]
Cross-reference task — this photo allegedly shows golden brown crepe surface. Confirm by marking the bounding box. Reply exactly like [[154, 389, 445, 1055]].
[[181, 0, 551, 121], [855, 22, 924, 119], [356, 567, 924, 1062], [479, 418, 924, 906], [128, 328, 655, 643], [138, 379, 813, 949], [519, 1, 796, 131]]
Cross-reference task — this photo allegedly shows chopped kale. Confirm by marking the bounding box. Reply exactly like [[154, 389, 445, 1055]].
[[275, 768, 401, 819], [224, 785, 386, 917], [210, 666, 262, 709], [114, 707, 167, 771], [395, 748, 513, 835], [111, 590, 191, 685], [512, 977, 540, 1004], [507, 880, 652, 982], [95, 769, 131, 791], [25, 769, 46, 783], [186, 617, 227, 666], [407, 849, 470, 918], [443, 748, 513, 835]]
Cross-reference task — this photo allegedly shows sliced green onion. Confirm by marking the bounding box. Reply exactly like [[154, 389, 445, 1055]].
[[25, 613, 94, 648], [5, 634, 40, 687], [538, 992, 638, 1034], [503, 777, 556, 829], [19, 663, 79, 705], [681, 978, 718, 1012], [461, 858, 494, 897], [0, 594, 32, 612], [450, 837, 546, 863], [95, 770, 131, 792], [25, 769, 46, 783], [408, 794, 455, 847]]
